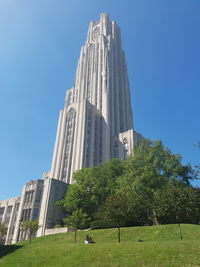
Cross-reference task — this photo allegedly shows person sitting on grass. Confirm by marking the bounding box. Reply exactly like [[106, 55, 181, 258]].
[[84, 235, 96, 244], [89, 236, 95, 244], [84, 235, 90, 244]]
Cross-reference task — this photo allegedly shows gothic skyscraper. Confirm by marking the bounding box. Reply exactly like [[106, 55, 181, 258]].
[[50, 13, 141, 184], [1, 14, 142, 245]]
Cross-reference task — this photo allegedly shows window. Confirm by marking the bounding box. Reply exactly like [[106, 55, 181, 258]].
[[24, 191, 34, 204], [61, 108, 76, 182], [7, 206, 13, 215], [35, 191, 41, 202], [0, 207, 5, 217], [22, 208, 31, 221], [33, 208, 39, 219], [86, 44, 95, 100], [123, 138, 129, 159], [93, 27, 99, 40]]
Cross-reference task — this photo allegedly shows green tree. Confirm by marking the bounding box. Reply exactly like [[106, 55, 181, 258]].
[[153, 183, 200, 239], [59, 158, 124, 220], [97, 193, 129, 242], [0, 223, 7, 245], [116, 139, 196, 225], [20, 220, 39, 243], [59, 138, 198, 228], [64, 209, 88, 244]]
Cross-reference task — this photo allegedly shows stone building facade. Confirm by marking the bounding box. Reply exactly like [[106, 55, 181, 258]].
[[0, 197, 20, 244]]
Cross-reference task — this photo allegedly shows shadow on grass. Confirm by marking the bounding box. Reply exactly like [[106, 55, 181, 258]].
[[0, 245, 23, 259]]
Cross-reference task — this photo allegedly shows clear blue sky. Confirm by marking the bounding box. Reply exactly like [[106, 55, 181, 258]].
[[0, 0, 200, 200]]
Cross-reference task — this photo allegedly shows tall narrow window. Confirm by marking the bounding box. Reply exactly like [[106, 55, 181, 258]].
[[87, 44, 95, 101], [60, 108, 76, 182], [123, 138, 129, 159]]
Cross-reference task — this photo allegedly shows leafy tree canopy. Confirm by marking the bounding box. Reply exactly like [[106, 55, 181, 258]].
[[20, 220, 39, 243], [59, 158, 124, 219], [59, 139, 199, 228]]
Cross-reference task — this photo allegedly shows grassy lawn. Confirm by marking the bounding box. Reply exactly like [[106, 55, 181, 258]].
[[1, 224, 200, 267]]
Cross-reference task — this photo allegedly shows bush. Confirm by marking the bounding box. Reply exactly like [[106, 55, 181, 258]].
[[90, 219, 116, 229]]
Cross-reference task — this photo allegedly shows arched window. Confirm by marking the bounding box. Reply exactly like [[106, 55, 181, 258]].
[[93, 27, 100, 40]]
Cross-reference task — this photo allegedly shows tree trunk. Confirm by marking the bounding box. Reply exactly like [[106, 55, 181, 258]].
[[75, 230, 77, 244], [152, 209, 159, 225], [178, 223, 183, 240], [176, 215, 183, 240], [118, 227, 120, 243]]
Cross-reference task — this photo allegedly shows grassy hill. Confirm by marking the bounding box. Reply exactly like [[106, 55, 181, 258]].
[[1, 224, 200, 267]]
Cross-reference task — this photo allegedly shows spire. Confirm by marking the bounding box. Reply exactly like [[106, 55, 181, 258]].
[[86, 13, 112, 43], [100, 13, 109, 22]]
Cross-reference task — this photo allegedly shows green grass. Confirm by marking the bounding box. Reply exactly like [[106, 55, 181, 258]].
[[1, 224, 200, 267]]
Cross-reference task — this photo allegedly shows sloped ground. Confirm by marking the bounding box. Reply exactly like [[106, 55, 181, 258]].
[[0, 224, 200, 267]]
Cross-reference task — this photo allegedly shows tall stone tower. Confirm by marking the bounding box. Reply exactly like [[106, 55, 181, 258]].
[[50, 13, 141, 184], [1, 14, 143, 245]]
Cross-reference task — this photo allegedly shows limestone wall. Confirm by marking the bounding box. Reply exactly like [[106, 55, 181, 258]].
[[44, 227, 68, 236]]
